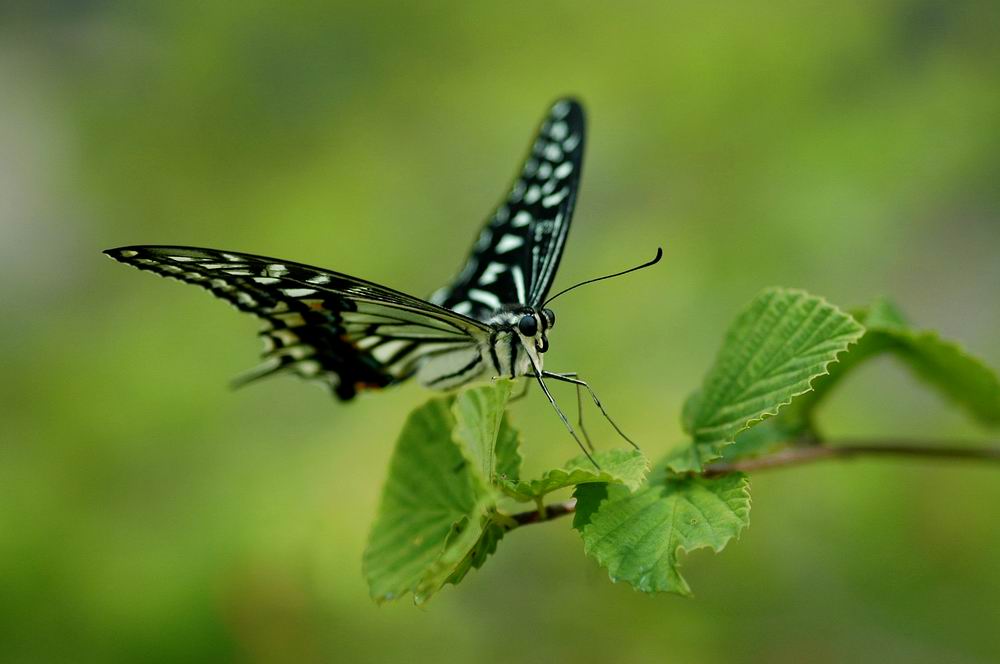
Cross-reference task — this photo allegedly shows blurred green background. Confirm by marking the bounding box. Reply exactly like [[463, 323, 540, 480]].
[[3, 1, 999, 662]]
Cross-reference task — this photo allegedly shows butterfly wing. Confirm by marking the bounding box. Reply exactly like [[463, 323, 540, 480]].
[[431, 98, 586, 319], [105, 245, 492, 400]]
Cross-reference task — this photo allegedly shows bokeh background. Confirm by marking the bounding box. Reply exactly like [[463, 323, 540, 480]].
[[3, 2, 999, 662]]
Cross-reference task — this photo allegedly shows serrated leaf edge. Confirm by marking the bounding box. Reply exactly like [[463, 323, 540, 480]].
[[673, 289, 865, 472], [579, 475, 752, 596]]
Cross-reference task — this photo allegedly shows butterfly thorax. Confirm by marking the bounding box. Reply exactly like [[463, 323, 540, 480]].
[[414, 305, 555, 390]]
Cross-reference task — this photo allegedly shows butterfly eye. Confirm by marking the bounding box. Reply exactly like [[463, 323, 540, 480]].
[[518, 314, 538, 337], [542, 308, 556, 328]]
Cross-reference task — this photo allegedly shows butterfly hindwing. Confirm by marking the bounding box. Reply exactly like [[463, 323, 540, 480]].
[[105, 246, 491, 400], [431, 99, 585, 319]]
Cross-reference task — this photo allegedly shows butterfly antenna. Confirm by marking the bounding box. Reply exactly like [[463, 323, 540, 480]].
[[525, 348, 599, 468], [543, 247, 663, 307]]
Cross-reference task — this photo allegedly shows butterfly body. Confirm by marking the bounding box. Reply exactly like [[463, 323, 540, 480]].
[[105, 98, 655, 462], [415, 305, 555, 389]]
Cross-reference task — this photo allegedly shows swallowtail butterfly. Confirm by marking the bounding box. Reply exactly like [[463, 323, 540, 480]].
[[105, 99, 660, 461]]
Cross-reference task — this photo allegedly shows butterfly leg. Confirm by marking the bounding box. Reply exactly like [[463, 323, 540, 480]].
[[572, 377, 595, 452], [522, 361, 599, 468], [541, 372, 639, 450], [523, 371, 593, 451]]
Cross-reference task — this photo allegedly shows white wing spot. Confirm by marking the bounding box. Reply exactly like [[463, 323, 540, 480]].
[[295, 359, 322, 377], [274, 312, 306, 327], [160, 265, 183, 274], [267, 264, 289, 276], [524, 185, 541, 204], [284, 346, 311, 360], [478, 262, 507, 285], [512, 211, 533, 227], [510, 265, 527, 303], [282, 288, 316, 297], [452, 301, 473, 316], [119, 250, 138, 258], [541, 178, 557, 195], [357, 336, 382, 350], [224, 269, 253, 276], [468, 289, 502, 311], [523, 159, 539, 177], [371, 339, 411, 363], [510, 180, 526, 202], [273, 329, 299, 346], [552, 101, 571, 119], [563, 134, 580, 152], [550, 121, 568, 140], [236, 292, 257, 307], [542, 189, 569, 208], [495, 234, 524, 253], [254, 277, 280, 285], [537, 162, 552, 179], [168, 255, 195, 262], [554, 162, 573, 179], [221, 253, 242, 262], [544, 143, 563, 161], [457, 257, 478, 282], [307, 274, 331, 285], [475, 227, 493, 250]]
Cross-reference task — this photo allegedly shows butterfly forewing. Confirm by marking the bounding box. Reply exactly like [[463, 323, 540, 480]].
[[105, 246, 491, 400], [431, 99, 585, 318]]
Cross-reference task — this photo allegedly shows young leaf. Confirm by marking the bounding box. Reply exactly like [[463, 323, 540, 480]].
[[787, 297, 1000, 429], [452, 380, 516, 485], [718, 417, 802, 462], [493, 413, 523, 484], [574, 472, 750, 595], [501, 449, 649, 501], [864, 300, 1000, 427], [670, 288, 863, 472], [363, 397, 497, 604]]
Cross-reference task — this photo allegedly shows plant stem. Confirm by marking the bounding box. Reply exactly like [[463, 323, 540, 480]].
[[511, 499, 576, 526], [506, 439, 1000, 526]]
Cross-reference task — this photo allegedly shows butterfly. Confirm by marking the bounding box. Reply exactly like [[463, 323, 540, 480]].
[[105, 99, 660, 462]]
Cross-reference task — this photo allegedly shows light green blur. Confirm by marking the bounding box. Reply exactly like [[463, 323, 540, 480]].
[[2, 2, 999, 662]]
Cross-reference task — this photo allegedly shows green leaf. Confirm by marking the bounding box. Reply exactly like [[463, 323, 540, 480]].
[[863, 301, 1000, 427], [452, 380, 516, 485], [670, 288, 863, 472], [574, 472, 751, 595], [444, 520, 507, 587], [718, 417, 801, 462], [786, 298, 1000, 430], [502, 449, 649, 501], [493, 415, 523, 483], [363, 396, 498, 604]]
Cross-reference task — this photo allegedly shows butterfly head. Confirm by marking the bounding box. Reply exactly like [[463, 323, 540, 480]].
[[514, 307, 556, 354]]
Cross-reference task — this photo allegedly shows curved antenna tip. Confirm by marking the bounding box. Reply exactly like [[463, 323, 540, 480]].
[[543, 245, 665, 306]]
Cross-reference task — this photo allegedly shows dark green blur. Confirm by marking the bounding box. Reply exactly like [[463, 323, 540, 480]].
[[2, 2, 999, 662]]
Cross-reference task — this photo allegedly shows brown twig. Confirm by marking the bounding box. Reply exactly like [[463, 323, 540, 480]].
[[505, 440, 1000, 526], [702, 441, 1000, 476], [511, 499, 576, 526]]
